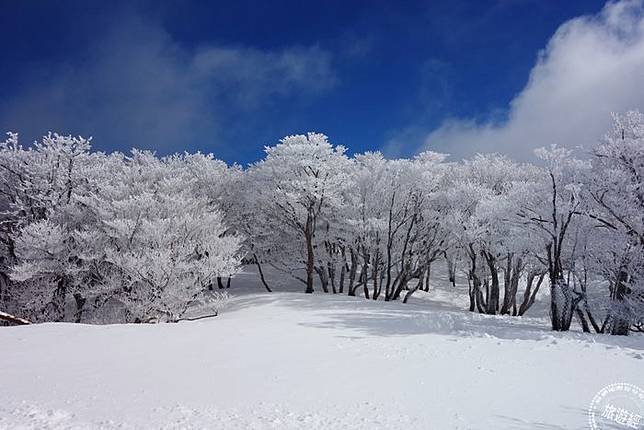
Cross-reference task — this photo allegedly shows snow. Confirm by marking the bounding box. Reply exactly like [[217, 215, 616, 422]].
[[1, 266, 642, 429]]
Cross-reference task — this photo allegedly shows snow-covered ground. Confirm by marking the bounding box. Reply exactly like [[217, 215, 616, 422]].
[[1, 266, 642, 429]]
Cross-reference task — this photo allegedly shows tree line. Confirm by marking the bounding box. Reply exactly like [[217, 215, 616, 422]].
[[1, 112, 643, 334]]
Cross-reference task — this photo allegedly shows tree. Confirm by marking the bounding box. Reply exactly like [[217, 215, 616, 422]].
[[249, 133, 351, 293], [516, 146, 589, 331], [3, 134, 242, 323], [74, 150, 242, 322], [1, 133, 98, 321], [447, 154, 540, 315], [585, 111, 644, 335]]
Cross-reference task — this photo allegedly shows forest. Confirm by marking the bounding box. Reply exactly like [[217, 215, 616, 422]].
[[1, 111, 643, 336]]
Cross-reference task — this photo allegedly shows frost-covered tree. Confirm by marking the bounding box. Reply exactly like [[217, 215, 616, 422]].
[[73, 150, 242, 322], [248, 133, 351, 293], [515, 146, 590, 331], [1, 133, 99, 321], [446, 154, 541, 315], [400, 152, 451, 303], [3, 115, 644, 334], [1, 134, 242, 323], [344, 152, 389, 298], [338, 151, 450, 302], [585, 111, 644, 335]]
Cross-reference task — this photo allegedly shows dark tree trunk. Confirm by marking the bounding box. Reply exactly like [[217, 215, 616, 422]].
[[328, 263, 337, 294], [468, 283, 476, 312], [447, 254, 456, 288], [371, 254, 381, 300], [550, 276, 581, 331], [338, 258, 346, 294], [316, 266, 329, 293], [0, 271, 8, 307], [575, 308, 591, 333], [0, 310, 31, 325], [73, 293, 86, 323], [547, 242, 582, 332], [350, 260, 366, 297], [501, 254, 512, 314], [46, 276, 68, 322], [518, 272, 544, 316], [403, 271, 424, 304], [392, 273, 409, 301], [384, 193, 396, 303], [254, 256, 272, 292], [346, 248, 358, 296], [501, 256, 522, 315], [389, 212, 416, 301], [304, 214, 315, 294], [583, 303, 602, 333], [608, 270, 631, 335], [476, 279, 487, 313], [483, 252, 499, 315], [423, 262, 432, 292], [467, 248, 478, 312], [362, 263, 370, 299]]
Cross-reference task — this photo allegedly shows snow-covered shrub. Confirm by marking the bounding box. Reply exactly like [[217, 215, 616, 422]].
[[1, 134, 243, 323]]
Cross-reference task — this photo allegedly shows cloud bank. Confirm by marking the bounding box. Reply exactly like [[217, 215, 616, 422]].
[[422, 0, 644, 160], [0, 12, 336, 154]]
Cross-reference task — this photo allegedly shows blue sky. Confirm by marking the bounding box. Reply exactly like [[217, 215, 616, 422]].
[[1, 0, 642, 164]]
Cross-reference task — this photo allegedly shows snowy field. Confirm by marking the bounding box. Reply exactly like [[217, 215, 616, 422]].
[[1, 266, 642, 430]]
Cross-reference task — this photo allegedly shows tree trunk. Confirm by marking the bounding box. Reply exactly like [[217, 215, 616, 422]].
[[0, 272, 8, 307], [608, 270, 631, 335], [73, 293, 86, 323], [371, 255, 380, 300], [328, 263, 337, 294], [0, 310, 31, 325], [346, 248, 357, 296], [468, 280, 476, 312], [501, 256, 522, 315], [547, 242, 582, 332], [550, 276, 581, 331], [338, 258, 346, 294], [403, 271, 423, 304], [362, 263, 370, 299], [350, 260, 366, 297], [518, 272, 544, 316], [392, 272, 409, 301], [483, 252, 499, 315], [316, 266, 329, 293], [304, 214, 315, 294], [423, 262, 432, 292], [550, 277, 564, 331], [476, 279, 487, 313], [583, 302, 601, 333], [575, 308, 591, 333], [254, 256, 272, 292], [447, 254, 456, 288], [467, 249, 478, 312], [501, 254, 512, 314], [46, 276, 67, 322]]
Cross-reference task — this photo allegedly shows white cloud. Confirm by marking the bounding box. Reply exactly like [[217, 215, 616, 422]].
[[0, 12, 336, 154], [422, 0, 644, 160], [193, 45, 335, 109]]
